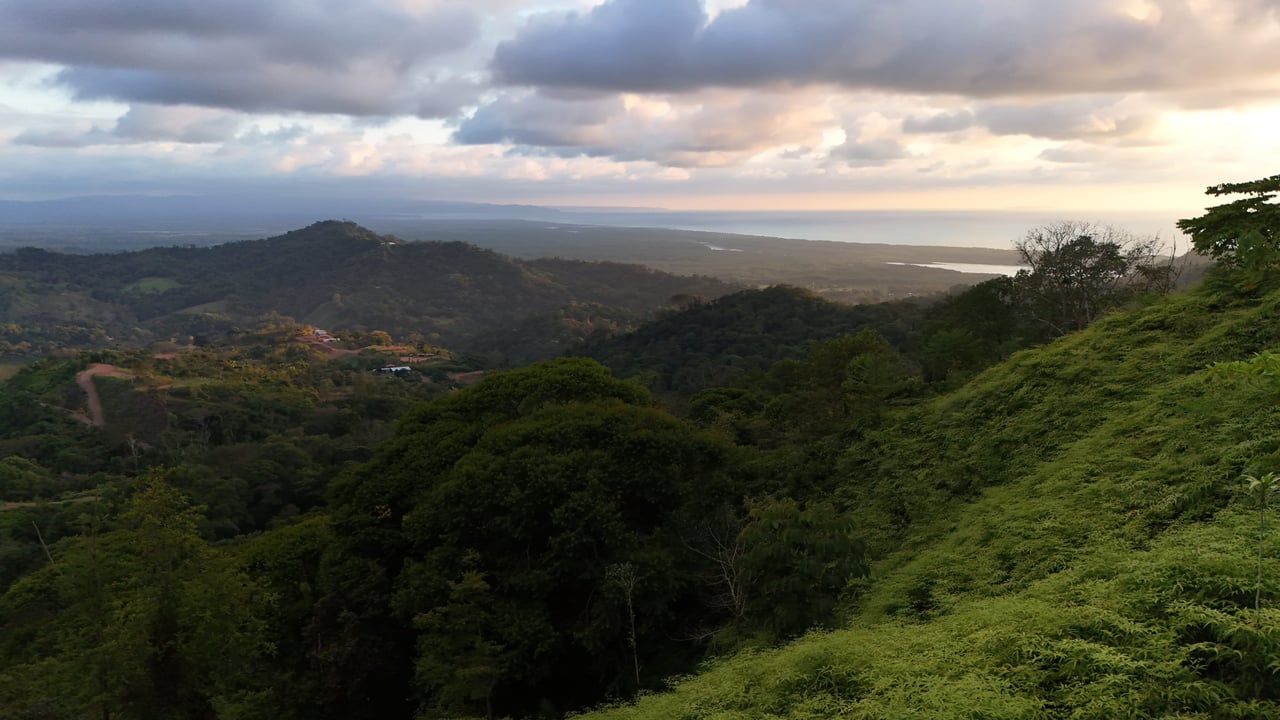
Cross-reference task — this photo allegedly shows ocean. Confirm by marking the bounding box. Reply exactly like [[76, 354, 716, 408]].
[[546, 208, 1190, 251]]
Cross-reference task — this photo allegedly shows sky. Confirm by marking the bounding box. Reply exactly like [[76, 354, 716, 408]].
[[0, 0, 1278, 214]]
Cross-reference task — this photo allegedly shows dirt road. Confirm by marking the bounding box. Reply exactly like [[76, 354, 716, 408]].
[[75, 363, 133, 427]]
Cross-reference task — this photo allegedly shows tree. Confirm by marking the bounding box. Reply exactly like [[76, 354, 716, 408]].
[[1177, 174, 1280, 274], [0, 457, 52, 502], [681, 498, 869, 641], [919, 276, 1026, 381], [327, 358, 738, 718], [0, 472, 272, 720], [237, 516, 338, 720], [396, 399, 733, 715], [412, 569, 506, 720], [1013, 221, 1178, 336], [737, 498, 868, 638]]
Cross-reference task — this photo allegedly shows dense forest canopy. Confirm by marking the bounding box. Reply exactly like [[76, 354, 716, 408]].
[[2, 175, 1279, 719]]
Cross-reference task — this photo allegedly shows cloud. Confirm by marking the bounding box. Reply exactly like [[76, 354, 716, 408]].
[[1039, 146, 1113, 164], [112, 105, 241, 143], [0, 0, 484, 117], [975, 98, 1158, 141], [13, 104, 242, 147], [1, 0, 1277, 212], [903, 110, 976, 134], [453, 90, 831, 167], [493, 0, 708, 93], [11, 125, 102, 149], [1168, 87, 1280, 111], [829, 137, 911, 167], [454, 93, 621, 148], [902, 97, 1159, 142], [493, 0, 1280, 101]]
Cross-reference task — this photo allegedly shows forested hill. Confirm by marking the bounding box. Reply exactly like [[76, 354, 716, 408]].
[[578, 277, 1280, 718], [0, 220, 735, 354], [576, 285, 925, 393]]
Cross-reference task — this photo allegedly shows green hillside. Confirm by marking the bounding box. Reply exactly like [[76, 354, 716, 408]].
[[576, 285, 925, 394], [576, 282, 1280, 718], [0, 221, 735, 357]]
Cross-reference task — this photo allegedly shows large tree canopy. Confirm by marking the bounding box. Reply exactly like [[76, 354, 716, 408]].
[[328, 358, 743, 718], [1178, 174, 1280, 273], [0, 473, 271, 720]]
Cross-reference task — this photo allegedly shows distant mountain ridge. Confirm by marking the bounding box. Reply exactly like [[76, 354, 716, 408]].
[[0, 220, 736, 355]]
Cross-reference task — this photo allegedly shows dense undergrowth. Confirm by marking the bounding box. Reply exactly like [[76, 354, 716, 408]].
[[578, 283, 1280, 718]]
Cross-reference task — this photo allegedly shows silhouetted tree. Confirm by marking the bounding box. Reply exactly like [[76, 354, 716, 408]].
[[1013, 221, 1177, 335]]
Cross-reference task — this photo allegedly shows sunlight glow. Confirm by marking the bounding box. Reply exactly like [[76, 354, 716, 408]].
[[1119, 0, 1162, 23]]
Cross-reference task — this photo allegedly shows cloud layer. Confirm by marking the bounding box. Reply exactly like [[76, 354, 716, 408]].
[[1, 0, 1279, 208], [495, 0, 1280, 98], [14, 104, 242, 147], [0, 0, 483, 116], [454, 90, 832, 167]]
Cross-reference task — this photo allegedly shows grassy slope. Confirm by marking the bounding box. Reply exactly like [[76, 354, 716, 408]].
[[583, 286, 1280, 719]]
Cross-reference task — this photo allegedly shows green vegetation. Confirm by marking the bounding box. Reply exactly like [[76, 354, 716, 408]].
[[331, 359, 737, 716], [0, 473, 273, 720], [0, 320, 461, 592], [1178, 173, 1280, 274], [3, 192, 1279, 720], [122, 276, 182, 296], [1011, 220, 1178, 336], [576, 285, 923, 394], [0, 221, 734, 359], [575, 265, 1280, 720]]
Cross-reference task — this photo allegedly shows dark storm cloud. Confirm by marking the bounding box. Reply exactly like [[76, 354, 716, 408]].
[[493, 0, 1280, 100], [0, 0, 483, 117]]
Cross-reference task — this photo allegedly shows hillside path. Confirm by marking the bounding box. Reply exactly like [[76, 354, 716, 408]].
[[75, 363, 132, 427]]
